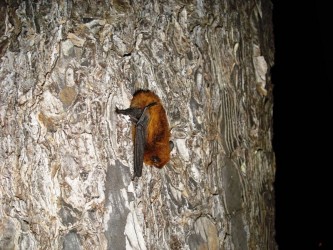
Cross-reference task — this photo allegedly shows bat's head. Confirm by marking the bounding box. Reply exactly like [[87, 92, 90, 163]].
[[144, 143, 171, 168]]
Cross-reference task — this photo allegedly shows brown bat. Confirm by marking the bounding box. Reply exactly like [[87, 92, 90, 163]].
[[116, 89, 173, 178]]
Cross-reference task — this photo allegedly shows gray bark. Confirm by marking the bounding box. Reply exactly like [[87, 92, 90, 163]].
[[0, 0, 276, 249]]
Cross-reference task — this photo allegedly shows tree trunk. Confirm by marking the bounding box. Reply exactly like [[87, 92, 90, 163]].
[[0, 0, 276, 249]]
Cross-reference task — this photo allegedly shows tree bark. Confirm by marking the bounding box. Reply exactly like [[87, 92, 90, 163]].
[[0, 0, 276, 249]]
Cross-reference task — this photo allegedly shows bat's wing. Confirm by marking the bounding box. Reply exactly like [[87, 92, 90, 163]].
[[133, 102, 157, 178], [134, 117, 147, 177]]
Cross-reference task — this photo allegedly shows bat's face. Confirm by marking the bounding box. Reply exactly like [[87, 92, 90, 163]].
[[143, 143, 171, 168]]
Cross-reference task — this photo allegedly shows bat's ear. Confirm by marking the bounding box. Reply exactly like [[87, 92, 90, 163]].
[[169, 141, 174, 151]]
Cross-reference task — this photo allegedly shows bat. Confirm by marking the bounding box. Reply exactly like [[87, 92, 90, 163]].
[[116, 89, 173, 178]]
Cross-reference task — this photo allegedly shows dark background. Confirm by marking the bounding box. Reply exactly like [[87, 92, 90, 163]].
[[272, 1, 332, 249]]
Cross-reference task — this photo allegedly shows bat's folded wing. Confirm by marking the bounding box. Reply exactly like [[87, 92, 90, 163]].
[[134, 115, 147, 177]]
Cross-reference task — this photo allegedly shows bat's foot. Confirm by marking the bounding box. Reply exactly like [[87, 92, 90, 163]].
[[115, 107, 122, 114]]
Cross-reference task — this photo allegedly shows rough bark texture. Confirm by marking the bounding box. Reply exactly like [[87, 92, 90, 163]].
[[0, 0, 275, 249]]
